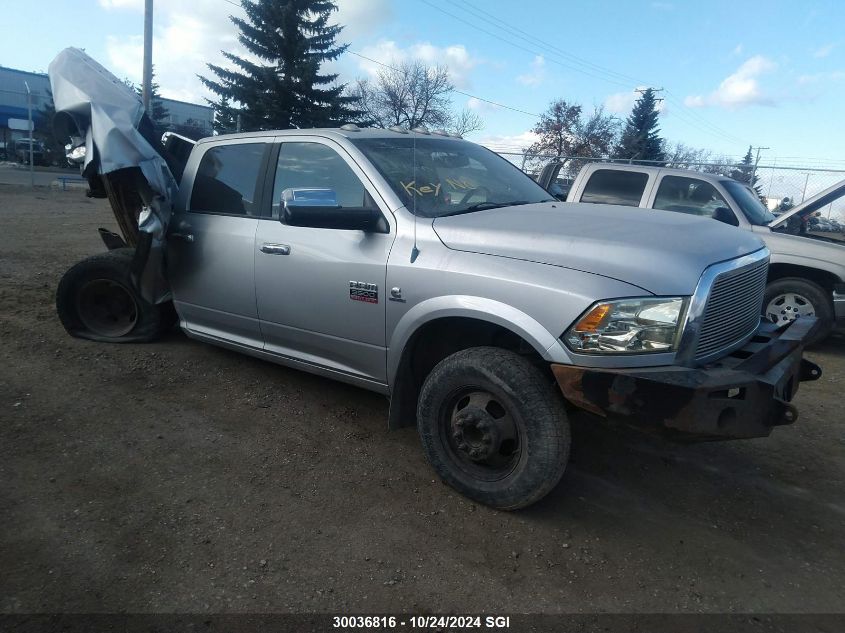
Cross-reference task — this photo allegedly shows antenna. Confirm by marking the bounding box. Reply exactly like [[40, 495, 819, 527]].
[[410, 130, 420, 263]]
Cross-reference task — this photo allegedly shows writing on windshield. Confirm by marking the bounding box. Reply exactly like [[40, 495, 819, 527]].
[[400, 178, 476, 198], [352, 137, 551, 217]]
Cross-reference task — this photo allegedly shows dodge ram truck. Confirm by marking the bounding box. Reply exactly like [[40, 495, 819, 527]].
[[48, 48, 821, 510]]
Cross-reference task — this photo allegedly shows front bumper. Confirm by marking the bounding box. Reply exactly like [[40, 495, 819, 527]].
[[552, 318, 822, 441]]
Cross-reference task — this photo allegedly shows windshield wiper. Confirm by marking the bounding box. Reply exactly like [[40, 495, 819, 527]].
[[439, 200, 537, 217]]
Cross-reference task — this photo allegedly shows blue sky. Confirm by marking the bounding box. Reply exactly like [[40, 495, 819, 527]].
[[3, 0, 845, 167]]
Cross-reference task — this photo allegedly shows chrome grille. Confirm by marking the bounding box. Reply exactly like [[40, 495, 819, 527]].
[[695, 258, 768, 360]]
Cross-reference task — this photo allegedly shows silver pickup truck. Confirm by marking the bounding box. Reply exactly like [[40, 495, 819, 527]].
[[539, 161, 845, 343], [49, 49, 821, 510]]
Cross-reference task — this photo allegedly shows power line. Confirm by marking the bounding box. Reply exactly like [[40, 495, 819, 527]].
[[457, 0, 746, 144], [426, 0, 748, 146], [348, 50, 541, 118], [221, 0, 748, 147]]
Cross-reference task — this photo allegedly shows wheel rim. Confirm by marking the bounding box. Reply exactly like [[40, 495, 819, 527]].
[[765, 292, 816, 325], [75, 278, 138, 337], [439, 388, 522, 482]]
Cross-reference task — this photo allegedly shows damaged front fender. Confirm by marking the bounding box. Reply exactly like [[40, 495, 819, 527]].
[[48, 47, 179, 304]]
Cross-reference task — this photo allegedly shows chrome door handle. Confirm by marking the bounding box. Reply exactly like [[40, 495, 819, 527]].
[[171, 232, 194, 242], [260, 243, 291, 255]]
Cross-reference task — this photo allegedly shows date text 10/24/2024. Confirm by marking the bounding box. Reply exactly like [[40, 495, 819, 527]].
[[333, 615, 511, 629]]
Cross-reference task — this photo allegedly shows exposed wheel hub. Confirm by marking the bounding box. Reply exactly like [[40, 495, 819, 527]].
[[452, 406, 501, 462], [76, 278, 138, 338], [446, 390, 519, 472]]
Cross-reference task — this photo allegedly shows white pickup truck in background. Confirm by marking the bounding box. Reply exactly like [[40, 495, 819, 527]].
[[538, 161, 845, 344]]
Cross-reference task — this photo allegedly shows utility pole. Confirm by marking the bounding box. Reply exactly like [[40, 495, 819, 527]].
[[801, 172, 811, 203], [634, 87, 665, 104], [751, 146, 769, 184], [142, 0, 153, 111], [24, 81, 33, 189]]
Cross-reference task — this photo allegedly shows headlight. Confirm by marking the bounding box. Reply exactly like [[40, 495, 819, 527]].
[[564, 297, 688, 354]]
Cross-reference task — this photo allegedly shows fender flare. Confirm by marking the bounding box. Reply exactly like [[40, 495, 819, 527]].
[[387, 295, 567, 384]]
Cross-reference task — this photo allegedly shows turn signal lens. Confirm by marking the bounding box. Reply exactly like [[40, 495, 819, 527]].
[[573, 304, 610, 332]]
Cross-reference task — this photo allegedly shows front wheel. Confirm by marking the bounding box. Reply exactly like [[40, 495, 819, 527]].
[[56, 249, 175, 343], [417, 347, 570, 510], [763, 277, 833, 345]]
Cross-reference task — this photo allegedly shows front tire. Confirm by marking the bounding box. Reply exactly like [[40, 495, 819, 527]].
[[56, 249, 175, 343], [417, 347, 570, 510], [763, 277, 833, 345]]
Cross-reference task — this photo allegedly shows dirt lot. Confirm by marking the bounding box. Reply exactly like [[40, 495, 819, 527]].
[[1, 185, 844, 616]]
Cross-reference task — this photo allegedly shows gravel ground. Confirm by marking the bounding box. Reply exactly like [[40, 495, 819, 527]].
[[1, 185, 844, 615]]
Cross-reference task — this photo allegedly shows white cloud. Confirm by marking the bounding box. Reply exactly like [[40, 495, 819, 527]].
[[356, 40, 481, 88], [99, 0, 142, 8], [516, 56, 545, 87], [813, 42, 836, 58], [101, 0, 391, 103], [336, 0, 392, 41], [466, 97, 500, 113], [797, 70, 845, 85], [604, 90, 638, 114], [732, 44, 743, 56], [684, 55, 777, 108], [476, 130, 540, 153]]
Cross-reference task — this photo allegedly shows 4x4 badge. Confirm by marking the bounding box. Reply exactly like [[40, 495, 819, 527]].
[[349, 281, 378, 304]]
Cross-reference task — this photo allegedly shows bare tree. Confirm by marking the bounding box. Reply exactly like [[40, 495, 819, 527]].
[[664, 142, 711, 169], [663, 141, 734, 176], [450, 108, 484, 136], [351, 60, 484, 135], [524, 100, 619, 172]]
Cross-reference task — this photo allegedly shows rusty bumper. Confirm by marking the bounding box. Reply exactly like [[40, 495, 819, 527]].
[[552, 318, 822, 441]]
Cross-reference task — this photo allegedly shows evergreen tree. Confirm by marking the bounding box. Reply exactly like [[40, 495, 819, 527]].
[[200, 0, 359, 131], [211, 95, 239, 134], [730, 146, 762, 196], [135, 68, 170, 134], [613, 88, 665, 164]]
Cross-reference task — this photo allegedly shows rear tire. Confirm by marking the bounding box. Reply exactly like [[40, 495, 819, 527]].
[[763, 277, 833, 345], [56, 249, 175, 343], [417, 347, 570, 510]]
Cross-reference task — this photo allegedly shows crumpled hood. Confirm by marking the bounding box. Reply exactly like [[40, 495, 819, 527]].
[[48, 47, 177, 304], [432, 202, 766, 295]]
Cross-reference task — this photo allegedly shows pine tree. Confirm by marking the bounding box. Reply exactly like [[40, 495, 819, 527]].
[[135, 68, 170, 134], [200, 0, 359, 131], [210, 95, 239, 135], [613, 88, 665, 164], [730, 146, 762, 196]]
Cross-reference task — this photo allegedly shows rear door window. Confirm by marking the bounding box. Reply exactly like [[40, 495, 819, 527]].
[[579, 169, 649, 206], [190, 143, 267, 215], [653, 176, 730, 218]]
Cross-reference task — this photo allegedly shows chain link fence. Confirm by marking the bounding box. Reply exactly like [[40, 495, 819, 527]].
[[495, 151, 845, 224]]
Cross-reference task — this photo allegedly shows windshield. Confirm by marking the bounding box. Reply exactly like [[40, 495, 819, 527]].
[[721, 180, 775, 225], [351, 137, 553, 217]]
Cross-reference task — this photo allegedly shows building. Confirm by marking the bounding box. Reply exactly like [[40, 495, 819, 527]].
[[0, 65, 214, 159]]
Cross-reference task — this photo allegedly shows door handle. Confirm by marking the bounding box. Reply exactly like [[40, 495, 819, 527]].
[[171, 232, 194, 242], [260, 243, 291, 255]]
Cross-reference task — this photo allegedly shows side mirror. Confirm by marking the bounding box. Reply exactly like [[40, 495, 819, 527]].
[[282, 188, 380, 231], [713, 206, 739, 227]]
